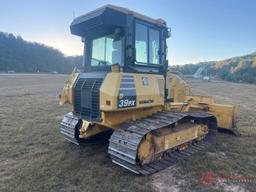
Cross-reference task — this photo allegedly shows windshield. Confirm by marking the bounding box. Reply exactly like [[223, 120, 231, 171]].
[[90, 34, 122, 67]]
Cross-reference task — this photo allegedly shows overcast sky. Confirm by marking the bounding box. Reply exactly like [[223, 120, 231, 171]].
[[1, 0, 256, 65]]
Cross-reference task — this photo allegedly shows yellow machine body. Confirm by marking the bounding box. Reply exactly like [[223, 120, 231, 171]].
[[100, 72, 164, 111], [59, 70, 238, 139], [137, 123, 208, 164]]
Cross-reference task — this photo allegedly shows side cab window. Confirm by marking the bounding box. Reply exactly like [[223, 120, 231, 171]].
[[135, 22, 160, 65]]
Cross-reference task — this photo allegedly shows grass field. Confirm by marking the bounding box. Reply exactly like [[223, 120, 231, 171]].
[[0, 74, 255, 192]]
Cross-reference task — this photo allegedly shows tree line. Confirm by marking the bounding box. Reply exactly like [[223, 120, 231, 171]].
[[1, 31, 255, 83], [0, 32, 82, 74], [172, 53, 256, 84]]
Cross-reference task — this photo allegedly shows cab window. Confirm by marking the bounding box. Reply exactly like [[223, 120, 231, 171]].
[[91, 34, 121, 66], [135, 23, 160, 65], [135, 23, 148, 63], [149, 28, 160, 64]]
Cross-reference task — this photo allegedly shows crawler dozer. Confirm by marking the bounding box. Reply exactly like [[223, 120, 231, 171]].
[[59, 5, 239, 174]]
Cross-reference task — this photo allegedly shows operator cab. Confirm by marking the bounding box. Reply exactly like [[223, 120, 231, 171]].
[[70, 4, 170, 75]]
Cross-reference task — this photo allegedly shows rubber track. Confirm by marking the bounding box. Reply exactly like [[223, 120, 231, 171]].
[[108, 111, 217, 175]]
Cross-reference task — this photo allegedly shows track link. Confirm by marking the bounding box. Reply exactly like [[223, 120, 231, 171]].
[[108, 111, 217, 175], [60, 112, 79, 145]]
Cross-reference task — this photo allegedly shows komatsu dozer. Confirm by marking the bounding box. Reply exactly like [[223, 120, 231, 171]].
[[59, 5, 239, 175]]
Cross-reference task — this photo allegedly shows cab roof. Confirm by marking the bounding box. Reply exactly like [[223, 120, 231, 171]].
[[71, 4, 167, 36]]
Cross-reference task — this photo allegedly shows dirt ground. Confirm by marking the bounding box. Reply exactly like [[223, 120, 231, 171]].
[[0, 74, 255, 192]]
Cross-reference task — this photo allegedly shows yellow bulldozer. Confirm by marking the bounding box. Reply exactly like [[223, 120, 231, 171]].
[[59, 5, 239, 175]]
